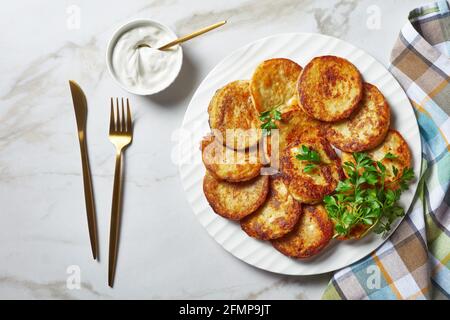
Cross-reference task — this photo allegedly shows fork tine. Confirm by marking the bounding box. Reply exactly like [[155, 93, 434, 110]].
[[110, 98, 115, 133], [126, 99, 132, 133], [116, 98, 120, 132], [121, 98, 126, 132]]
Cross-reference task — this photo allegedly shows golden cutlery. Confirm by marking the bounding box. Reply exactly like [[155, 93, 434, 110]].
[[108, 97, 133, 287], [68, 80, 99, 260], [137, 20, 227, 50]]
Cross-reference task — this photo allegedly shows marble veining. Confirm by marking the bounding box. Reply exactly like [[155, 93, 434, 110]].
[[174, 0, 313, 33], [0, 275, 105, 299], [311, 0, 359, 37]]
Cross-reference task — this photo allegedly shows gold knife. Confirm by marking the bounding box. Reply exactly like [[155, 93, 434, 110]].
[[69, 80, 99, 260]]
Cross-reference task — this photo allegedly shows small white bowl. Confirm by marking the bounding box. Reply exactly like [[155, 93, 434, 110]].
[[106, 19, 183, 95]]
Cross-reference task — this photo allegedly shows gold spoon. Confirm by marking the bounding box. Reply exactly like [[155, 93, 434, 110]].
[[137, 20, 227, 50]]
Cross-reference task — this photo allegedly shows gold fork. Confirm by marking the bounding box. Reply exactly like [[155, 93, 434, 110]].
[[108, 97, 133, 287]]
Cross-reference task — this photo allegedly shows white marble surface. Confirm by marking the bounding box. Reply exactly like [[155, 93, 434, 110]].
[[0, 0, 427, 299]]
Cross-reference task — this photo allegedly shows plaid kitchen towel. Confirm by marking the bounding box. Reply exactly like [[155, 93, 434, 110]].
[[323, 1, 450, 300]]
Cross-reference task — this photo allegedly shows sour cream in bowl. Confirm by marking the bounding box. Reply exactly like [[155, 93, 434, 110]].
[[106, 19, 183, 95]]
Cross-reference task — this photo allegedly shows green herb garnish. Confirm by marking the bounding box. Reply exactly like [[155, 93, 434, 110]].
[[296, 145, 320, 162], [324, 152, 414, 238], [260, 108, 282, 136], [303, 163, 318, 173], [383, 152, 398, 160], [296, 145, 321, 173]]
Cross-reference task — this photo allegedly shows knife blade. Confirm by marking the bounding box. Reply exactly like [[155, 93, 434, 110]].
[[69, 80, 99, 260]]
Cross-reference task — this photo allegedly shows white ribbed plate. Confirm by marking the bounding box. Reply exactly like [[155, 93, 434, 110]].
[[178, 33, 421, 275]]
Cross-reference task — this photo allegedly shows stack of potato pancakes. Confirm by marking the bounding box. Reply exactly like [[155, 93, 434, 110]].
[[201, 56, 411, 259]]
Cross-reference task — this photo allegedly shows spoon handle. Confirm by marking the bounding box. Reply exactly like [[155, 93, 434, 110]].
[[158, 20, 227, 50]]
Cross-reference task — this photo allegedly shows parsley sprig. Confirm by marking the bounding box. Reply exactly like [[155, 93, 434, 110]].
[[324, 152, 415, 238], [260, 108, 282, 136], [296, 145, 321, 173]]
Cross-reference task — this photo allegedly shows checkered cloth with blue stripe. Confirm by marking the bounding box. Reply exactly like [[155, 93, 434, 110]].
[[323, 0, 450, 300]]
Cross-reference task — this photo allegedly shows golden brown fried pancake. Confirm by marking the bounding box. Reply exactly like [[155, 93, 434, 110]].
[[203, 172, 269, 220], [326, 83, 390, 152], [261, 108, 324, 172], [280, 138, 344, 204], [272, 204, 334, 259], [250, 58, 303, 113], [201, 135, 262, 182], [208, 80, 261, 150], [241, 176, 302, 240], [341, 130, 412, 189], [278, 108, 324, 152], [336, 224, 370, 240], [298, 55, 363, 122]]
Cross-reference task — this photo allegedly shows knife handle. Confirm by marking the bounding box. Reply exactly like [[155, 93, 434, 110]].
[[79, 136, 98, 260]]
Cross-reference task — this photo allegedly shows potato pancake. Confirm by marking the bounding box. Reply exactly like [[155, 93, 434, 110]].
[[203, 172, 269, 220], [250, 58, 303, 113], [341, 130, 412, 188], [241, 176, 302, 240], [201, 135, 262, 182], [298, 55, 363, 122], [278, 108, 324, 152], [208, 80, 261, 150], [336, 224, 370, 240], [326, 83, 390, 152], [280, 138, 344, 204], [272, 204, 334, 259], [260, 109, 324, 173]]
